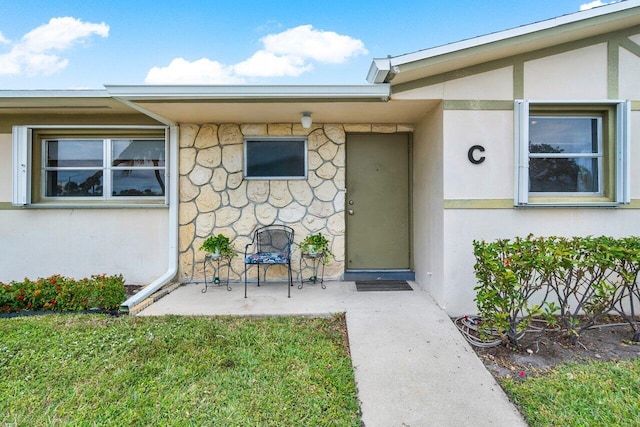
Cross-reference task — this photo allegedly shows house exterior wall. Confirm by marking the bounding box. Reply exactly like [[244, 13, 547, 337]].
[[443, 110, 513, 200], [441, 67, 515, 100], [178, 122, 412, 283], [392, 66, 514, 101], [0, 209, 169, 284], [412, 105, 445, 303], [523, 44, 608, 99], [620, 46, 640, 97], [397, 28, 640, 315], [0, 134, 12, 201], [0, 131, 169, 286]]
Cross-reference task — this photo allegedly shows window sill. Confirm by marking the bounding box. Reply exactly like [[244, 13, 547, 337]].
[[515, 202, 621, 208], [21, 202, 168, 209], [517, 195, 623, 208]]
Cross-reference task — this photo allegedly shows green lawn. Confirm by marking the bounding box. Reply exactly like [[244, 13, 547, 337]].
[[502, 359, 640, 426], [0, 314, 360, 426]]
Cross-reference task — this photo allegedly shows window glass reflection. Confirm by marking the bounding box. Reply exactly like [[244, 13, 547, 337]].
[[529, 117, 598, 154], [46, 140, 103, 167], [112, 139, 165, 166], [529, 158, 598, 193], [45, 170, 103, 197], [112, 169, 165, 197]]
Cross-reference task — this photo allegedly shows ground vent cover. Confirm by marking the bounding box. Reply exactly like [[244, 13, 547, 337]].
[[355, 280, 413, 292]]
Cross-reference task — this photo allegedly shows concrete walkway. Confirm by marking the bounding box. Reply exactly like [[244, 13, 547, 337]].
[[138, 281, 526, 426]]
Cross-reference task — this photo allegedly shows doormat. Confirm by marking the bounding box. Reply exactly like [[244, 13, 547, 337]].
[[355, 280, 413, 292]]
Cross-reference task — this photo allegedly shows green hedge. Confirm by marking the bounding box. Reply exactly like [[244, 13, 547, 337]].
[[0, 274, 126, 313], [473, 235, 640, 347]]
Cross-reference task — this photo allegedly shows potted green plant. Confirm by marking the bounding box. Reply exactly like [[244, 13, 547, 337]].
[[299, 233, 334, 261], [200, 234, 236, 259]]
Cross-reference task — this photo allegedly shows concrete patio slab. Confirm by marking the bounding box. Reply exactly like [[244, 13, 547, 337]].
[[138, 281, 526, 426]]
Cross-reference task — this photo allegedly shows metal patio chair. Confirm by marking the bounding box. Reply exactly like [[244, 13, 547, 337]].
[[244, 224, 295, 298]]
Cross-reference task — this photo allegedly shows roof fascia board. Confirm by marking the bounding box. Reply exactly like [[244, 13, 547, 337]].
[[391, 27, 618, 94], [105, 84, 391, 101], [371, 1, 640, 80], [0, 90, 109, 98]]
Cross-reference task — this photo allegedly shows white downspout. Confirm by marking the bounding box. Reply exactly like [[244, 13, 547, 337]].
[[119, 124, 179, 313]]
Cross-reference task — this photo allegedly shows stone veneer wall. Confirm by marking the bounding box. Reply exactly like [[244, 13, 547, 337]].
[[178, 122, 411, 283]]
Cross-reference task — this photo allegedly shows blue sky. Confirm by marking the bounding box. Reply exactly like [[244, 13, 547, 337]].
[[0, 0, 619, 89]]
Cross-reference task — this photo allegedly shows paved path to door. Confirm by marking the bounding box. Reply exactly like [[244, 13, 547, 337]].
[[139, 281, 526, 426]]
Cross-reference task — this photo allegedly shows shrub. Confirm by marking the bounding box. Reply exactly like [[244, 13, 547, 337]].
[[473, 235, 640, 346], [0, 274, 126, 313], [543, 236, 619, 344], [473, 235, 556, 347], [609, 237, 640, 341]]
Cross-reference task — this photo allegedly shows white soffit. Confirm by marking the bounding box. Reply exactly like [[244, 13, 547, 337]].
[[0, 90, 141, 114], [103, 84, 437, 125], [370, 0, 640, 85], [123, 99, 437, 125]]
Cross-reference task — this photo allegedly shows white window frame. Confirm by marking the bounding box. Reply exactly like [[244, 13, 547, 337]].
[[514, 100, 630, 207], [12, 125, 169, 207], [528, 115, 603, 197]]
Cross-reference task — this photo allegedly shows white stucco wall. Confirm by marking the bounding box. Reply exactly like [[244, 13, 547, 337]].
[[631, 111, 640, 199], [0, 133, 170, 285], [404, 33, 640, 315], [436, 104, 640, 314], [523, 43, 608, 99], [0, 209, 169, 284], [442, 66, 514, 100], [442, 208, 640, 315], [0, 134, 12, 201], [412, 105, 445, 303], [443, 110, 513, 200], [619, 41, 640, 100], [392, 66, 514, 101]]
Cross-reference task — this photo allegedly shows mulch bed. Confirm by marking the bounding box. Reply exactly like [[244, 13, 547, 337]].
[[466, 316, 640, 379]]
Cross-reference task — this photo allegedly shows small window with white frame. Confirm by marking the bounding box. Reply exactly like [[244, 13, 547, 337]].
[[12, 126, 168, 206], [244, 137, 307, 180], [514, 100, 630, 206]]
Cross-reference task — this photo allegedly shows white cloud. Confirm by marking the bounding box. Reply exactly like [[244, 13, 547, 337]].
[[21, 17, 109, 53], [580, 1, 618, 11], [261, 24, 368, 64], [145, 57, 245, 84], [145, 24, 367, 83], [0, 17, 109, 77], [234, 50, 312, 77], [0, 31, 10, 44]]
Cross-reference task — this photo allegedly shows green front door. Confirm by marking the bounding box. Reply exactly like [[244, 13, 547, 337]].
[[346, 133, 411, 270]]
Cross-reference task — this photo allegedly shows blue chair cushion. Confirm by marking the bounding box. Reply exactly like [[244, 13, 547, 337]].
[[245, 252, 289, 264]]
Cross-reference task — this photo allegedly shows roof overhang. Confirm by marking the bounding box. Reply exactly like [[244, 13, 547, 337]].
[[369, 0, 640, 85], [105, 84, 391, 100], [0, 90, 143, 115], [103, 84, 436, 125], [0, 85, 437, 126]]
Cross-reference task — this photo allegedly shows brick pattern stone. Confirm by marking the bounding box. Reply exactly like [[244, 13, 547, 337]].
[[179, 123, 410, 283]]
